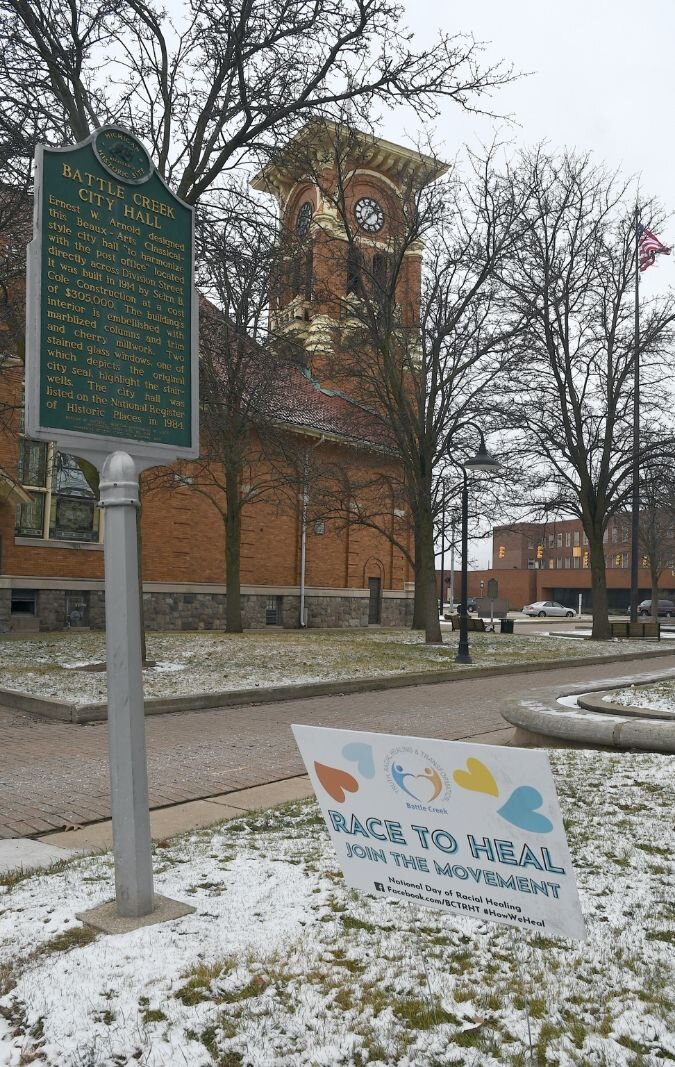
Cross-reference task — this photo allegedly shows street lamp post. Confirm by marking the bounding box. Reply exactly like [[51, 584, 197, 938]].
[[455, 433, 501, 665], [439, 487, 446, 618]]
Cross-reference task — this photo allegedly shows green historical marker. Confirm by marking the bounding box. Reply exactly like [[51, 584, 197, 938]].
[[26, 126, 198, 462], [25, 128, 199, 923]]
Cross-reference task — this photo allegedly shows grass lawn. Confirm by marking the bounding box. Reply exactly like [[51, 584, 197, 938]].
[[605, 679, 675, 715], [0, 748, 673, 1066], [0, 628, 667, 705]]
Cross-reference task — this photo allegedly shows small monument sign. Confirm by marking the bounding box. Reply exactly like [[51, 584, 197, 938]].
[[25, 128, 198, 925], [26, 125, 197, 464]]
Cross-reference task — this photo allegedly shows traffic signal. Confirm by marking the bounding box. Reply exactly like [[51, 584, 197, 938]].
[[642, 556, 649, 568], [614, 553, 622, 567], [498, 545, 506, 559], [582, 551, 589, 568], [536, 544, 544, 559]]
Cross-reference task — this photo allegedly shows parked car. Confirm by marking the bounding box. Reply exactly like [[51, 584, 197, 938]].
[[522, 600, 574, 618], [638, 599, 675, 617]]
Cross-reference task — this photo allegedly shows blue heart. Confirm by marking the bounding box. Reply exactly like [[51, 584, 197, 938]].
[[342, 742, 375, 779], [498, 786, 553, 834]]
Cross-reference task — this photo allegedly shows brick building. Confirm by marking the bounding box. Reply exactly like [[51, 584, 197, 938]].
[[0, 126, 441, 633], [466, 518, 675, 612]]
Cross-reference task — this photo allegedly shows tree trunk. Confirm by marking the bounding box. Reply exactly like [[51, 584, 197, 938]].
[[589, 534, 610, 640], [651, 570, 659, 619], [411, 554, 426, 630], [415, 505, 442, 644], [225, 465, 243, 633]]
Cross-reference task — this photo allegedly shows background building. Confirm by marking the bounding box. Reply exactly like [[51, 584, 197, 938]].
[[466, 519, 675, 612], [0, 126, 444, 633]]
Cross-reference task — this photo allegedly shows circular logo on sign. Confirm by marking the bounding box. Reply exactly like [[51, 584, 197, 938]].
[[93, 127, 153, 184], [384, 745, 450, 811]]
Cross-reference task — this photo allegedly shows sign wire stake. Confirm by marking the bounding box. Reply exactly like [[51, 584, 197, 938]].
[[511, 930, 536, 1066], [406, 901, 438, 1026]]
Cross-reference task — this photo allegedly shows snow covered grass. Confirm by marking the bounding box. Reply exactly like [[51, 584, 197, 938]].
[[0, 629, 665, 706], [604, 679, 675, 716], [1, 749, 673, 1066]]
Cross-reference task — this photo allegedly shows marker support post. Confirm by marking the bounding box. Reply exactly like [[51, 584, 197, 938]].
[[99, 450, 154, 917]]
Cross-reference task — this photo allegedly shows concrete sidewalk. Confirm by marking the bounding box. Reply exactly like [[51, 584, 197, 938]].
[[0, 650, 673, 842]]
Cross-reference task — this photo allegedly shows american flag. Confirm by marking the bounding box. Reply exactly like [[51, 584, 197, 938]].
[[638, 224, 671, 272]]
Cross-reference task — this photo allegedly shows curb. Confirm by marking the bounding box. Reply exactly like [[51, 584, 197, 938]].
[[37, 775, 315, 851], [2, 645, 674, 723], [501, 667, 675, 753], [576, 691, 675, 721]]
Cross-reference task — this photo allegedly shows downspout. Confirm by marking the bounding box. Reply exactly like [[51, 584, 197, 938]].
[[300, 436, 325, 627]]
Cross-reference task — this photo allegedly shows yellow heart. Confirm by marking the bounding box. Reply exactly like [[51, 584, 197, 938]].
[[453, 758, 499, 797]]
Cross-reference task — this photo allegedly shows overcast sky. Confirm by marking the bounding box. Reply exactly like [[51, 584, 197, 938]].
[[387, 0, 675, 569], [392, 0, 674, 227]]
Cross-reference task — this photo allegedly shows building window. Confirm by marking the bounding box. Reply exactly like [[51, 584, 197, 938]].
[[15, 441, 101, 543], [66, 591, 89, 627], [265, 596, 282, 626], [582, 532, 589, 546], [611, 526, 618, 544], [556, 532, 563, 548], [346, 245, 362, 295], [564, 557, 571, 568], [573, 556, 580, 568], [548, 534, 555, 548], [565, 532, 571, 547], [372, 252, 388, 305], [548, 558, 555, 569], [603, 529, 608, 543], [313, 519, 325, 535], [527, 538, 535, 550], [556, 557, 563, 568], [11, 589, 37, 615], [573, 531, 580, 546]]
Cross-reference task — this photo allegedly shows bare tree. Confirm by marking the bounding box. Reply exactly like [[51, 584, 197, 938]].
[[501, 149, 675, 639], [637, 456, 675, 617], [0, 0, 516, 205], [278, 126, 525, 643], [145, 185, 304, 631]]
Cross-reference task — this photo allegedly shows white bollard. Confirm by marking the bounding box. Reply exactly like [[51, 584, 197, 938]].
[[99, 451, 154, 917]]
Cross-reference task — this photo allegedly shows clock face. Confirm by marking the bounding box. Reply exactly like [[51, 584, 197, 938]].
[[354, 196, 385, 233], [295, 200, 313, 236]]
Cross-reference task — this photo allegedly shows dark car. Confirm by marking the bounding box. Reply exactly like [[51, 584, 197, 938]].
[[638, 599, 675, 617], [442, 599, 477, 618]]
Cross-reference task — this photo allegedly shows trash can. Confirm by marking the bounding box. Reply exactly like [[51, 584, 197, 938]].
[[500, 618, 514, 634]]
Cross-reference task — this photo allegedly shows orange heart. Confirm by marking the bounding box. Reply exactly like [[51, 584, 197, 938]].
[[314, 762, 359, 803]]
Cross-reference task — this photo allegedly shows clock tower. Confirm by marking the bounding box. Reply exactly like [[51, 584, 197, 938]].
[[251, 123, 447, 381]]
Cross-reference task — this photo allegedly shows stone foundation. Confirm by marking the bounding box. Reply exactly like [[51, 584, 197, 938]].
[[0, 586, 414, 633]]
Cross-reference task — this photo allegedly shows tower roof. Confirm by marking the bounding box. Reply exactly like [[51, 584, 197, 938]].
[[251, 120, 448, 203]]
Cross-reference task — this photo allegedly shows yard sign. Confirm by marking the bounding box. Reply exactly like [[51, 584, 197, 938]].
[[293, 725, 586, 941]]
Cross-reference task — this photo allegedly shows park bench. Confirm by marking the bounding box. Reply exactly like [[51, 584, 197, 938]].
[[609, 620, 660, 640], [449, 615, 486, 633]]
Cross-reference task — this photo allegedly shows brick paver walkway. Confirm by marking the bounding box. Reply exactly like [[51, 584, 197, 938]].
[[1, 653, 673, 838]]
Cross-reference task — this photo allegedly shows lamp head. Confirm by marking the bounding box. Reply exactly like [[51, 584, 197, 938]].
[[463, 431, 501, 473]]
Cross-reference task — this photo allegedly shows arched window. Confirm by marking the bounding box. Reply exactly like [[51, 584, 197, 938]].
[[291, 248, 313, 302], [303, 247, 313, 302], [346, 245, 362, 295], [372, 252, 387, 286]]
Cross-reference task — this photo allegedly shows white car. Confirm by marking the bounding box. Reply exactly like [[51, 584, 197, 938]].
[[522, 600, 574, 618]]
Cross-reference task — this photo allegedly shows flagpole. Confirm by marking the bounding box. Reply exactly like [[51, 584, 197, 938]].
[[629, 205, 640, 624]]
